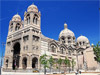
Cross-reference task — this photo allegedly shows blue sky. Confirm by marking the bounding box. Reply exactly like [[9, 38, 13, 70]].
[[0, 0, 99, 58]]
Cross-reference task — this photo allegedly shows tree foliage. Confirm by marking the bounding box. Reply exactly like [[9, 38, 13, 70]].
[[48, 56, 54, 66], [64, 57, 69, 66], [71, 59, 76, 71], [57, 58, 63, 72], [93, 41, 100, 63], [48, 56, 54, 73], [64, 57, 69, 73], [40, 54, 48, 74]]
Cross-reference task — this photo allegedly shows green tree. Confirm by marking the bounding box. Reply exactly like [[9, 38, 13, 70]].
[[57, 58, 62, 73], [71, 59, 76, 71], [40, 54, 48, 75], [64, 57, 69, 74], [67, 59, 71, 73], [93, 41, 100, 69], [48, 56, 54, 73]]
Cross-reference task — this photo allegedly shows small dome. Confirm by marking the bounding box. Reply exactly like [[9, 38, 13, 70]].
[[27, 4, 38, 12], [59, 23, 75, 38], [12, 14, 21, 21], [77, 35, 89, 43]]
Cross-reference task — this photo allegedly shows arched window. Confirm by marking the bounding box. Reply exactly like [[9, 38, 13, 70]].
[[10, 23, 13, 32], [79, 42, 82, 46], [68, 36, 71, 44], [29, 17, 30, 24], [10, 25, 13, 32], [73, 37, 75, 40], [68, 51, 71, 55], [33, 14, 38, 24], [83, 41, 85, 45], [27, 14, 30, 24], [27, 18, 28, 24], [50, 44, 57, 53], [22, 57, 27, 69], [33, 17, 35, 23], [15, 23, 20, 31], [73, 37, 75, 43], [61, 36, 65, 43], [32, 57, 38, 69], [36, 18, 37, 24], [60, 47, 65, 54], [68, 36, 71, 39]]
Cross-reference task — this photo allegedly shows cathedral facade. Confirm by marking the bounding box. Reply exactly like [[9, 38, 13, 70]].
[[3, 4, 98, 71]]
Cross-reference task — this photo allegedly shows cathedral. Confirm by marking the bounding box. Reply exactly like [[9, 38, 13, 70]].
[[3, 3, 98, 72]]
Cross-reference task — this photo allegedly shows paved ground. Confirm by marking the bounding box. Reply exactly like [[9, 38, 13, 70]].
[[66, 73, 100, 75], [1, 72, 100, 75]]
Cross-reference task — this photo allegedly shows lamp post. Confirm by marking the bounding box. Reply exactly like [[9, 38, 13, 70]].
[[1, 42, 5, 68]]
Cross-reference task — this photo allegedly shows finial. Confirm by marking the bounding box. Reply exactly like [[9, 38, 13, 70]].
[[64, 23, 67, 29], [32, 2, 34, 5]]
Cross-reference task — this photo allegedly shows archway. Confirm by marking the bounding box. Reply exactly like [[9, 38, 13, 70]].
[[22, 57, 27, 69], [12, 42, 20, 70], [32, 57, 38, 69], [6, 59, 8, 68]]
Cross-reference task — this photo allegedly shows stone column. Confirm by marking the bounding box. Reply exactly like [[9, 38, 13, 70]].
[[28, 28, 33, 53], [30, 13, 34, 25], [27, 55, 32, 69], [13, 22, 16, 32], [3, 57, 6, 69], [8, 56, 13, 70], [20, 31, 24, 54], [38, 57, 40, 69], [19, 57, 22, 69]]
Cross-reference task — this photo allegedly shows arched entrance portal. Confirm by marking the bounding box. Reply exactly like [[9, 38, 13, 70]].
[[22, 57, 27, 69], [12, 42, 20, 70], [32, 57, 38, 69]]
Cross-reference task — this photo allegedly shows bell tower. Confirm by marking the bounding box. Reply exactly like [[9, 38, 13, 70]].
[[24, 4, 41, 30], [8, 13, 22, 34]]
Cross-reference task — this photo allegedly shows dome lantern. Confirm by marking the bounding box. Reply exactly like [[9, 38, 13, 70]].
[[27, 3, 38, 13], [64, 23, 67, 29], [12, 13, 21, 21]]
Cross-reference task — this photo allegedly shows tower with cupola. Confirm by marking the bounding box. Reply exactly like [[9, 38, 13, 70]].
[[8, 13, 22, 34], [24, 3, 41, 30]]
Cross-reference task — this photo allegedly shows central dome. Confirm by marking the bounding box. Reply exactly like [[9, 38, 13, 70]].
[[27, 4, 38, 12], [59, 23, 75, 45], [59, 23, 75, 38]]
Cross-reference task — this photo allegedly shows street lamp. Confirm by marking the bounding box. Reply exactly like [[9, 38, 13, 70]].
[[1, 42, 6, 68]]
